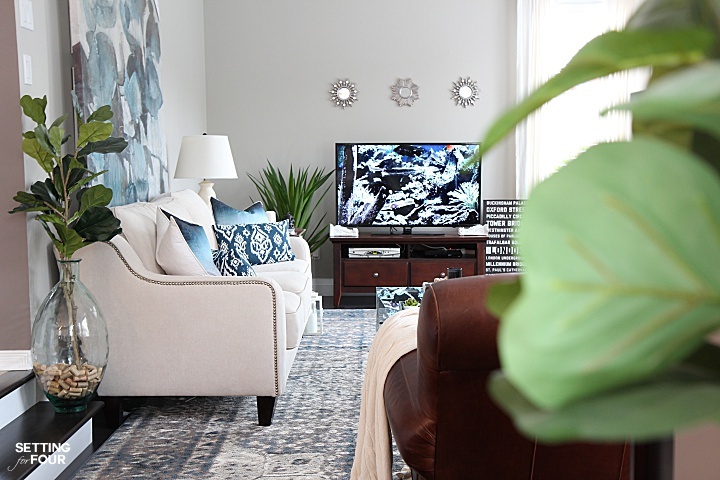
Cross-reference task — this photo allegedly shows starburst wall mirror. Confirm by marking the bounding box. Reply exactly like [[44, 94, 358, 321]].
[[330, 79, 358, 109], [451, 77, 479, 108], [391, 78, 419, 107]]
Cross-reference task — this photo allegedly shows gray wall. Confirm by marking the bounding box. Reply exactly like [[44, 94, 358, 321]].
[[203, 0, 517, 280], [12, 0, 207, 325]]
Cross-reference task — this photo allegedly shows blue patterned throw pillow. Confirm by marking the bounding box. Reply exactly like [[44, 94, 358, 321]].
[[211, 197, 269, 225], [213, 220, 296, 266], [212, 248, 256, 277]]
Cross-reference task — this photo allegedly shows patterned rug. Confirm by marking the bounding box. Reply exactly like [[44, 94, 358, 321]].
[[73, 309, 405, 479]]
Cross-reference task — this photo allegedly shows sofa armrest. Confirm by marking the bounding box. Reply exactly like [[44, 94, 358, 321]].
[[289, 235, 312, 265]]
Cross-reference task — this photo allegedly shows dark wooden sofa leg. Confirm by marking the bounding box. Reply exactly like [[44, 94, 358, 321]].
[[103, 396, 125, 429], [257, 396, 277, 426]]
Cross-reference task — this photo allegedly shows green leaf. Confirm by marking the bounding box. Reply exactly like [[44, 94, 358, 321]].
[[22, 131, 36, 139], [73, 206, 122, 242], [49, 113, 68, 129], [77, 136, 128, 157], [76, 185, 113, 219], [29, 180, 58, 206], [12, 191, 41, 205], [609, 61, 720, 141], [9, 204, 50, 214], [486, 277, 522, 318], [21, 138, 54, 173], [68, 171, 104, 195], [20, 95, 47, 125], [8, 191, 48, 214], [38, 221, 62, 252], [77, 121, 113, 147], [33, 125, 56, 156], [86, 105, 113, 122], [53, 155, 88, 195], [480, 28, 714, 155], [52, 224, 85, 259], [488, 358, 720, 442], [627, 0, 720, 40], [498, 137, 720, 410], [48, 125, 65, 153], [36, 213, 66, 225]]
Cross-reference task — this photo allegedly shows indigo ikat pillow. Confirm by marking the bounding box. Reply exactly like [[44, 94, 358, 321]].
[[213, 220, 296, 266], [212, 247, 256, 277]]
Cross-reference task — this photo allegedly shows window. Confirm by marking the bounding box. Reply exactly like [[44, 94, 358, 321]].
[[516, 0, 647, 197]]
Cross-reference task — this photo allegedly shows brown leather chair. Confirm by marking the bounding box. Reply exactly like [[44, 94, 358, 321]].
[[384, 274, 658, 480]]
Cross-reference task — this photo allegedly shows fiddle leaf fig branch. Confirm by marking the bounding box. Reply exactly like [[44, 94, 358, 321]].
[[10, 95, 126, 260]]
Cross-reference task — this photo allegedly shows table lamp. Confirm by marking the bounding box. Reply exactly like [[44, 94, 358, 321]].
[[174, 134, 238, 207]]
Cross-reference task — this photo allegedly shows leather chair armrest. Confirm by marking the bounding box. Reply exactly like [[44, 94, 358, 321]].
[[418, 274, 519, 373]]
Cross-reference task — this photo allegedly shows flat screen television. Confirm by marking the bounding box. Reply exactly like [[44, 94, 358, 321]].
[[336, 143, 481, 230]]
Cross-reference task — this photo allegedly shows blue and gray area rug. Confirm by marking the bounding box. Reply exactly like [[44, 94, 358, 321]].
[[73, 309, 405, 479]]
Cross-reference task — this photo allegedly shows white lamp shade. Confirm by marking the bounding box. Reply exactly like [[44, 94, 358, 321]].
[[174, 135, 238, 179]]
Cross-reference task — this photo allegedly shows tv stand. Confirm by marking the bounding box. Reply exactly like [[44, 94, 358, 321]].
[[330, 233, 487, 307]]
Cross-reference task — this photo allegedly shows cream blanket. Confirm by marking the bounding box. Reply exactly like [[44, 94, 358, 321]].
[[350, 309, 419, 480]]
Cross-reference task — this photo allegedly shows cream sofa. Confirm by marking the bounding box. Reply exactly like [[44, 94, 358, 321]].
[[74, 189, 313, 425]]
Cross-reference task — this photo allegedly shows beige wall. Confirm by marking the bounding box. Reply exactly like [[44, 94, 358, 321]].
[[0, 0, 31, 350]]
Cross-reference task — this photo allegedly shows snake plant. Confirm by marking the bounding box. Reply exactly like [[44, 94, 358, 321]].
[[248, 161, 333, 253]]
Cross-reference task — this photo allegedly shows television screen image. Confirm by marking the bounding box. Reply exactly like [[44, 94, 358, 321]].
[[336, 143, 481, 228]]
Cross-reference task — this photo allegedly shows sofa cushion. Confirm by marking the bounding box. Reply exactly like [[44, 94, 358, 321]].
[[156, 211, 220, 276], [112, 197, 193, 273], [212, 247, 256, 276], [259, 271, 309, 297], [253, 259, 310, 276], [213, 220, 296, 266], [211, 197, 269, 225]]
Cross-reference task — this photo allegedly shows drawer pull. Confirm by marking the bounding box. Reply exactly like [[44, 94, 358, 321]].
[[373, 272, 379, 278]]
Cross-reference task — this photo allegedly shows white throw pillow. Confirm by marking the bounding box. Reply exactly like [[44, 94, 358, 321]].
[[111, 197, 192, 273]]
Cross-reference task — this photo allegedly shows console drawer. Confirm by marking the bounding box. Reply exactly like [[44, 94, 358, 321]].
[[410, 259, 477, 285], [343, 260, 409, 287]]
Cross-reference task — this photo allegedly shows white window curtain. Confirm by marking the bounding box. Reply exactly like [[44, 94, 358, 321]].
[[515, 0, 647, 198]]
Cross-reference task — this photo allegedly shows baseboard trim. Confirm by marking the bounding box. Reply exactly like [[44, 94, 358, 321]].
[[0, 350, 32, 370], [312, 277, 332, 297]]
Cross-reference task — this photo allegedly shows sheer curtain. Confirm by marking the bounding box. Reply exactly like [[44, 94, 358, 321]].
[[515, 0, 647, 198]]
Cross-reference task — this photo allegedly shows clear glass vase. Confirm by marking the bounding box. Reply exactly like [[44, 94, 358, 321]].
[[31, 259, 109, 413]]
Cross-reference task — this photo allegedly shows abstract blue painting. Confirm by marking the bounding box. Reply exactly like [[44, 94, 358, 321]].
[[69, 0, 168, 206]]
